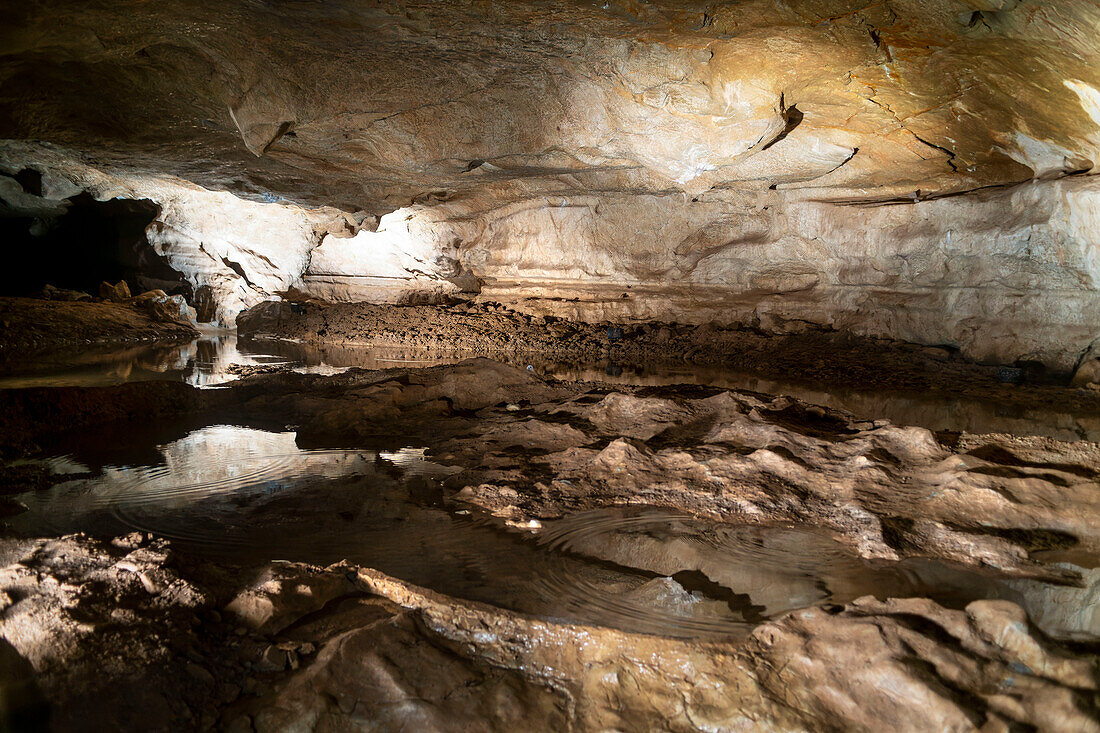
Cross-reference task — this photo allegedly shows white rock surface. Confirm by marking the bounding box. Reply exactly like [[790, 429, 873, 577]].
[[1, 0, 1099, 366]]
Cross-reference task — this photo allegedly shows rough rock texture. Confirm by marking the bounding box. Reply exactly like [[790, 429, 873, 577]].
[[345, 570, 1100, 733], [0, 297, 197, 358], [6, 358, 1098, 588], [235, 300, 1100, 424], [46, 357, 1090, 591], [1, 536, 1096, 731], [1, 359, 1098, 729], [441, 386, 1100, 584], [217, 360, 1099, 588], [0, 145, 350, 325], [2, 1, 1100, 366], [0, 534, 222, 730]]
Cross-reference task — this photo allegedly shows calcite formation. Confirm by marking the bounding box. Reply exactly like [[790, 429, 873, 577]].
[[2, 1, 1100, 370]]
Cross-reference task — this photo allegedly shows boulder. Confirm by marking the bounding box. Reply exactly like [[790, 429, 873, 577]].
[[134, 291, 197, 324], [235, 300, 296, 336], [193, 284, 217, 323], [98, 280, 131, 302], [1072, 341, 1100, 388]]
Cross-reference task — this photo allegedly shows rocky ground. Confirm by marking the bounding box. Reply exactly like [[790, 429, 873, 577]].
[[238, 299, 1100, 417], [0, 358, 1097, 730], [0, 533, 1097, 731], [0, 297, 197, 357]]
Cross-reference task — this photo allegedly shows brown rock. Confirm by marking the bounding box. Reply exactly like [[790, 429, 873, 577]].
[[2, 1, 1100, 364], [98, 280, 131, 302]]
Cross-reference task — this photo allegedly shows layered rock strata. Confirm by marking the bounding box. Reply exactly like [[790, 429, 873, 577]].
[[1, 1, 1099, 367]]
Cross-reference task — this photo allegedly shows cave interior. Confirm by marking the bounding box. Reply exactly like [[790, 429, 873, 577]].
[[0, 1, 1098, 731]]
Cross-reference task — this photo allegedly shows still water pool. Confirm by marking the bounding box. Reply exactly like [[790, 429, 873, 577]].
[[7, 424, 1091, 640]]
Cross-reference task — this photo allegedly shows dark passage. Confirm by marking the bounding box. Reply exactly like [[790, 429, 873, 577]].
[[0, 179, 188, 299]]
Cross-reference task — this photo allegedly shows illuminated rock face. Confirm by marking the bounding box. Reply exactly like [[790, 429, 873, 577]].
[[1, 0, 1099, 367]]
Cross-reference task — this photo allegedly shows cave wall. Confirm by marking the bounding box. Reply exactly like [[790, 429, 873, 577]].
[[1, 0, 1099, 369], [451, 177, 1100, 371], [0, 143, 354, 325]]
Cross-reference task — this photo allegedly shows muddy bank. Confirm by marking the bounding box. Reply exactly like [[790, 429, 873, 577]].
[[0, 297, 196, 357], [1, 534, 1097, 732], [237, 300, 1100, 419]]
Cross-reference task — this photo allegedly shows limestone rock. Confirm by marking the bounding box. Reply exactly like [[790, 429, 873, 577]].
[[223, 564, 353, 635], [134, 292, 197, 325], [98, 280, 130, 302], [0, 1, 1098, 364], [1073, 340, 1100, 387]]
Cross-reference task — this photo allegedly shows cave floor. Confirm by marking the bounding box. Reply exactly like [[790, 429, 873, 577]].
[[0, 346, 1097, 730]]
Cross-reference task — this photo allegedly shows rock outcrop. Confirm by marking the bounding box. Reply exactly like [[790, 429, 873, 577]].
[[1, 1, 1099, 366], [1, 535, 1096, 731]]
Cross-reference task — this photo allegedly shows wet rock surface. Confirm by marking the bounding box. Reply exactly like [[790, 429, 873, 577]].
[[4, 359, 1099, 578], [2, 0, 1099, 725], [220, 359, 1100, 583], [0, 358, 1097, 729], [237, 299, 1100, 421], [0, 534, 1096, 732]]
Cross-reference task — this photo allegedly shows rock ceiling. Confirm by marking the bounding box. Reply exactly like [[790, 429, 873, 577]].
[[4, 0, 1099, 205], [1, 0, 1099, 368]]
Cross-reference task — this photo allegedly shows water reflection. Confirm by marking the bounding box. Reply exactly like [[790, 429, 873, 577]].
[[1, 335, 1097, 440], [562, 362, 1100, 443], [8, 426, 1093, 640], [0, 335, 470, 389], [0, 335, 297, 389], [538, 509, 1099, 640]]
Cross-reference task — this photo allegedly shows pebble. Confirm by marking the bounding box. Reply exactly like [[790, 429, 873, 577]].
[[217, 683, 241, 703], [257, 645, 288, 672], [185, 662, 215, 685]]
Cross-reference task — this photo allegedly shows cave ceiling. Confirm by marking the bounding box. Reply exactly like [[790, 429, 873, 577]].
[[1, 0, 1097, 215]]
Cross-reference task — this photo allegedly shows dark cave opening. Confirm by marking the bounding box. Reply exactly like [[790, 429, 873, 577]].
[[0, 187, 190, 301]]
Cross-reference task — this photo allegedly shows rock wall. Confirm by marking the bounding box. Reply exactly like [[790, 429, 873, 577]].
[[0, 143, 351, 324], [2, 0, 1099, 366], [450, 177, 1100, 371]]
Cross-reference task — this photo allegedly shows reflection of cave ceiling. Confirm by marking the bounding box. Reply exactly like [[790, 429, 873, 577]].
[[1, 1, 1099, 370]]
